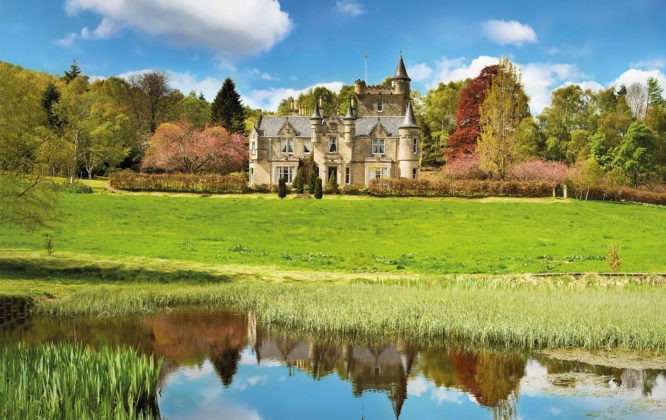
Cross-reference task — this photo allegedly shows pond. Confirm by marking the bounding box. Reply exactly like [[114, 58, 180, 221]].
[[2, 309, 665, 419]]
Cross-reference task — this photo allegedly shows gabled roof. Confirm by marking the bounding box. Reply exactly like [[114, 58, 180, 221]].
[[256, 115, 411, 137]]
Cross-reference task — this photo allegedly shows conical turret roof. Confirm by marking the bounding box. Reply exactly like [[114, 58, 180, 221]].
[[393, 55, 410, 81], [310, 102, 323, 120], [400, 102, 419, 129], [344, 101, 355, 120]]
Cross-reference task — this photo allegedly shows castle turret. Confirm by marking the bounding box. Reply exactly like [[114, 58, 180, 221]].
[[310, 101, 323, 143], [392, 55, 411, 97], [343, 100, 355, 144], [398, 102, 420, 178]]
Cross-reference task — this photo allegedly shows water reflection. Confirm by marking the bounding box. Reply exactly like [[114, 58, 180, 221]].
[[2, 309, 665, 419]]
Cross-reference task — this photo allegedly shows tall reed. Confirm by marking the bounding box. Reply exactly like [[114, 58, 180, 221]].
[[0, 342, 162, 419]]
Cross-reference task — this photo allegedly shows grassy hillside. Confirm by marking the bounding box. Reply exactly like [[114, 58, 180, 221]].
[[1, 193, 664, 274]]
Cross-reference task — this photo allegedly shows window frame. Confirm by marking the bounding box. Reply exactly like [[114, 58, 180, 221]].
[[276, 166, 295, 184], [303, 139, 311, 154], [412, 138, 418, 154], [376, 101, 383, 113], [328, 137, 338, 154], [372, 138, 385, 155], [280, 138, 294, 154], [345, 167, 351, 185], [412, 168, 418, 179]]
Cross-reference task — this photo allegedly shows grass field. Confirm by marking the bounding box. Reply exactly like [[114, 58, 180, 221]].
[[1, 189, 665, 350], [1, 191, 665, 274]]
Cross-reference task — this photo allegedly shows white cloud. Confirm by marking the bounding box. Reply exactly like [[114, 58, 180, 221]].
[[427, 55, 500, 89], [481, 19, 537, 46], [63, 0, 292, 59], [336, 1, 366, 16], [407, 376, 429, 397], [56, 32, 78, 47], [249, 68, 280, 82], [630, 58, 666, 70], [243, 82, 344, 111], [610, 68, 666, 97], [408, 63, 434, 82]]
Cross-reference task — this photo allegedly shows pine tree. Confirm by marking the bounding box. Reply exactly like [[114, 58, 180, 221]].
[[41, 82, 64, 130], [62, 60, 82, 84], [647, 77, 665, 108], [308, 174, 317, 194], [326, 172, 338, 194], [210, 78, 246, 134]]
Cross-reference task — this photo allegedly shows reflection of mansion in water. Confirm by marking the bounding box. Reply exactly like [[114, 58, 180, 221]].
[[248, 56, 421, 187]]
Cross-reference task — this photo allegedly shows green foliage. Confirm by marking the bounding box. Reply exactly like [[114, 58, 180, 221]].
[[478, 58, 530, 178], [421, 81, 462, 166], [0, 342, 162, 419], [41, 82, 64, 130], [647, 77, 665, 108], [292, 173, 304, 194], [210, 78, 246, 134], [278, 176, 287, 199], [326, 172, 338, 194], [0, 174, 59, 231], [177, 91, 211, 129], [612, 122, 657, 186], [314, 177, 323, 199], [62, 60, 82, 84], [61, 182, 93, 194]]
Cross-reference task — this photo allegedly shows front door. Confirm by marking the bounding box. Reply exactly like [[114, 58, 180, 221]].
[[327, 167, 338, 184]]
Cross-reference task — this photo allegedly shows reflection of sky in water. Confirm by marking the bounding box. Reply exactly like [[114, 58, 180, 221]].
[[158, 349, 666, 420]]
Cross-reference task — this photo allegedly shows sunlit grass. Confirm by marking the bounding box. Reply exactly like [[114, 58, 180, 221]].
[[1, 192, 665, 274], [0, 342, 162, 419]]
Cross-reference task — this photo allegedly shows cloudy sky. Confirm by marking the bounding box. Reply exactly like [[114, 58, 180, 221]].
[[2, 0, 665, 113]]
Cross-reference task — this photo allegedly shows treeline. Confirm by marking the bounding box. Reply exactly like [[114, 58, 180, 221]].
[[0, 61, 258, 181]]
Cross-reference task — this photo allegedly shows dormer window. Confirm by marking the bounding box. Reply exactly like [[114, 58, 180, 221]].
[[376, 101, 383, 112], [280, 138, 294, 154], [372, 139, 385, 155], [303, 140, 311, 154]]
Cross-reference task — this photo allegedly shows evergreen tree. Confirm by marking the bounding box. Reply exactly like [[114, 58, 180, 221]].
[[210, 78, 246, 134], [326, 172, 338, 193], [278, 176, 287, 199], [647, 77, 665, 108], [62, 60, 82, 84], [292, 173, 303, 193], [308, 174, 317, 194], [314, 177, 323, 199], [41, 82, 64, 130]]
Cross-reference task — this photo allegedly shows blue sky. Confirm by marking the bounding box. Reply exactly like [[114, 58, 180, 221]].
[[1, 0, 665, 113]]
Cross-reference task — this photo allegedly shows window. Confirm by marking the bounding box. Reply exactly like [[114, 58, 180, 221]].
[[249, 166, 254, 184], [345, 167, 351, 185], [250, 141, 256, 153], [280, 138, 294, 154], [367, 166, 388, 181], [412, 168, 418, 179], [412, 138, 418, 154], [276, 166, 295, 183], [377, 101, 383, 112], [303, 140, 311, 154], [372, 139, 385, 155], [328, 137, 338, 153]]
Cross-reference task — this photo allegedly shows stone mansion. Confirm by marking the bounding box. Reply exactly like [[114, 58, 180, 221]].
[[248, 56, 421, 186]]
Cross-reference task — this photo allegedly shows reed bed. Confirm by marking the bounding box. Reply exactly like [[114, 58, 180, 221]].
[[0, 342, 162, 419], [22, 278, 666, 351]]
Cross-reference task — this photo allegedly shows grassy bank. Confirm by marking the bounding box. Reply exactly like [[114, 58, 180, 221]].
[[1, 192, 665, 274], [2, 253, 665, 351], [0, 342, 161, 419]]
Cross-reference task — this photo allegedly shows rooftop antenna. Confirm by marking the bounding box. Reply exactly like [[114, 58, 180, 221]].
[[364, 53, 368, 84]]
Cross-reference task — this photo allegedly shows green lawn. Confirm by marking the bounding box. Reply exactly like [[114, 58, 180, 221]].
[[1, 193, 664, 274]]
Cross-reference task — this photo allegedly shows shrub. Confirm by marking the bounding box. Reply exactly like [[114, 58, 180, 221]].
[[509, 160, 567, 184], [61, 182, 92, 194], [314, 177, 323, 199], [278, 177, 287, 199], [109, 171, 248, 194], [367, 178, 555, 198], [326, 172, 338, 194], [443, 154, 486, 180]]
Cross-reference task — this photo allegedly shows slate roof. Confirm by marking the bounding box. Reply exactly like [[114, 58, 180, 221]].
[[393, 56, 410, 80], [399, 102, 419, 129], [257, 116, 407, 137]]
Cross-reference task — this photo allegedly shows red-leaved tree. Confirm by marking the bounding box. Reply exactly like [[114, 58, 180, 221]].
[[446, 65, 498, 161], [142, 120, 247, 173]]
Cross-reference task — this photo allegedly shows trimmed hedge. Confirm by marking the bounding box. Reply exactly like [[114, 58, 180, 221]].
[[367, 178, 556, 197], [109, 171, 248, 194], [572, 185, 666, 206]]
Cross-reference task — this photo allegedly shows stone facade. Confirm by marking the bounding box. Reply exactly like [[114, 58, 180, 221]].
[[248, 56, 420, 187]]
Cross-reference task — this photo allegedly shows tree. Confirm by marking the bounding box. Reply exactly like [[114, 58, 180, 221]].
[[446, 65, 498, 161], [647, 77, 665, 109], [612, 122, 657, 186], [626, 82, 648, 119], [142, 120, 247, 173], [477, 59, 530, 179], [292, 171, 304, 193], [422, 81, 462, 166], [538, 85, 591, 162], [326, 171, 338, 194], [177, 91, 211, 129], [210, 78, 246, 134], [41, 82, 64, 131], [314, 177, 323, 199], [0, 62, 59, 230], [62, 60, 82, 84], [277, 176, 287, 199]]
